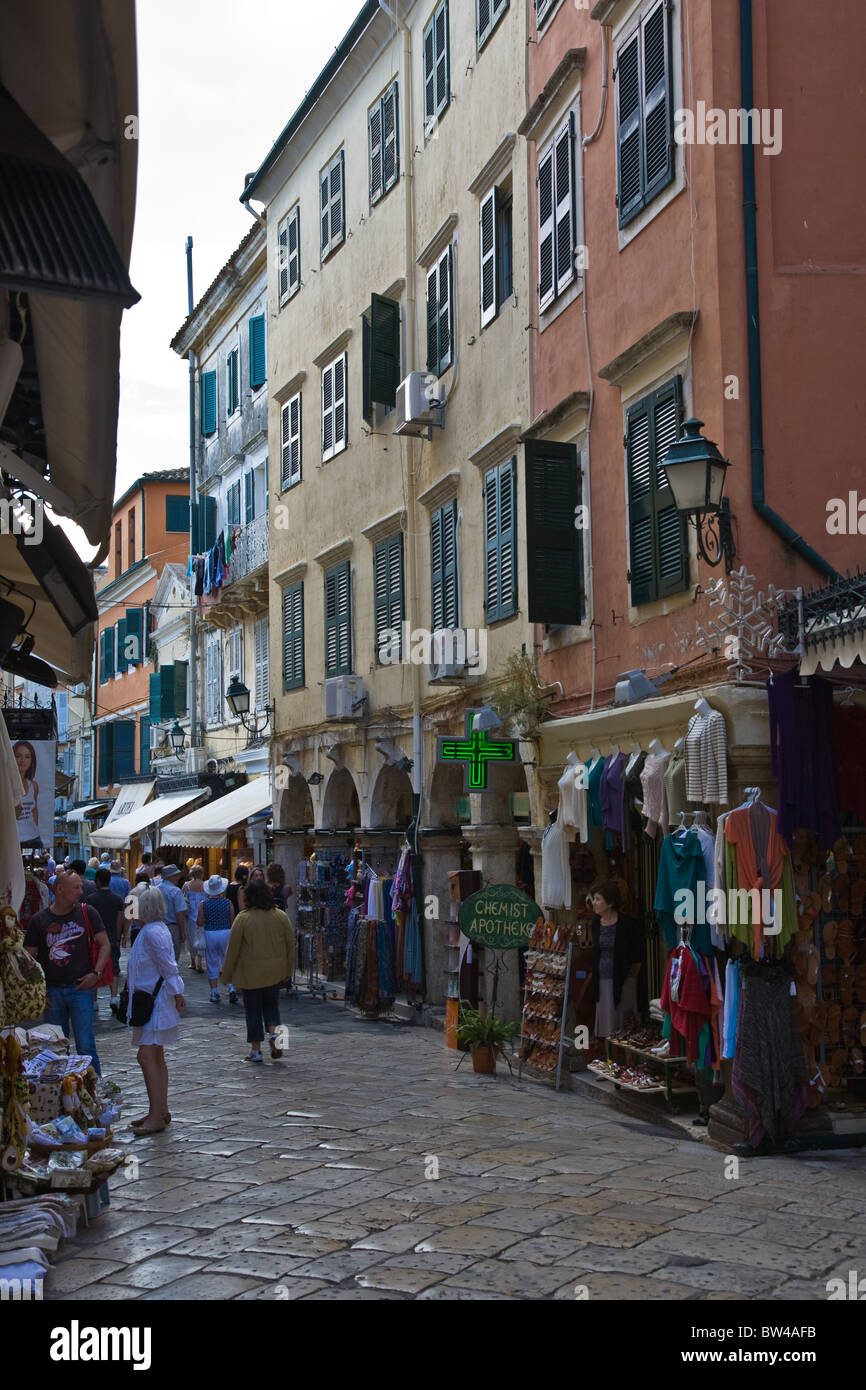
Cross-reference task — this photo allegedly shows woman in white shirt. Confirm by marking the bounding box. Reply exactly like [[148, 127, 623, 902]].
[[125, 887, 185, 1135]]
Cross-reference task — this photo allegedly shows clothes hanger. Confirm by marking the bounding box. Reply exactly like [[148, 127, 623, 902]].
[[625, 739, 642, 776], [673, 736, 684, 753], [691, 810, 709, 828], [648, 737, 669, 758]]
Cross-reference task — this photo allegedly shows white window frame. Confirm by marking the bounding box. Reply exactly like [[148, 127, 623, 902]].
[[426, 245, 454, 378], [254, 616, 270, 712], [479, 187, 498, 328], [478, 0, 508, 49], [538, 112, 575, 312], [278, 205, 301, 305], [423, 0, 450, 133], [320, 150, 345, 261], [321, 352, 347, 462], [226, 344, 240, 419], [281, 392, 302, 489]]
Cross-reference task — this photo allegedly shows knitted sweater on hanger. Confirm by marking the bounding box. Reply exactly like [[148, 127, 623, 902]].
[[685, 710, 728, 804], [640, 754, 670, 838]]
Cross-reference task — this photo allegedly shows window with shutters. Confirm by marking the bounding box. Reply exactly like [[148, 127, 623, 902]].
[[99, 627, 114, 685], [478, 0, 508, 48], [426, 246, 453, 378], [484, 459, 517, 623], [321, 352, 347, 461], [201, 370, 217, 437], [365, 296, 400, 412], [98, 723, 115, 787], [535, 0, 558, 29], [538, 113, 576, 312], [369, 80, 399, 206], [114, 618, 126, 676], [226, 346, 240, 417], [374, 533, 405, 663], [82, 740, 92, 800], [249, 314, 266, 389], [254, 616, 270, 709], [113, 722, 136, 781], [423, 0, 450, 131], [616, 0, 674, 229], [626, 377, 688, 605], [282, 582, 304, 691], [128, 508, 136, 567], [479, 184, 513, 328], [227, 479, 242, 527], [165, 495, 190, 533], [524, 439, 584, 624], [324, 563, 352, 678], [430, 499, 459, 632], [139, 717, 151, 775], [281, 393, 302, 488], [278, 206, 301, 305], [244, 470, 255, 524], [124, 608, 143, 667], [204, 632, 222, 725], [320, 151, 345, 260]]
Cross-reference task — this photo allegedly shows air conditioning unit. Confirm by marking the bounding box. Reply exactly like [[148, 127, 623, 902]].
[[185, 749, 206, 774], [428, 628, 472, 683], [395, 371, 439, 437], [325, 675, 366, 721]]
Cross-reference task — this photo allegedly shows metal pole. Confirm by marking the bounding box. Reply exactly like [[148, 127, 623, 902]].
[[186, 236, 198, 751]]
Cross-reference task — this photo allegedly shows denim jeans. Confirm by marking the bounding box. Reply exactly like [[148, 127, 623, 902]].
[[45, 986, 101, 1075], [242, 984, 281, 1045]]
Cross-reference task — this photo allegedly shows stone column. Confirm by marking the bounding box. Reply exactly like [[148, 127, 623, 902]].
[[417, 833, 464, 1006], [461, 822, 523, 1022]]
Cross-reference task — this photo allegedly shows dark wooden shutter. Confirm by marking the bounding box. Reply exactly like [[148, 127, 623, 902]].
[[244, 471, 254, 524], [139, 717, 151, 774], [374, 533, 404, 662], [124, 607, 143, 666], [278, 218, 289, 301], [333, 353, 347, 451], [114, 722, 136, 780], [626, 376, 687, 604], [116, 616, 127, 672], [370, 294, 400, 407], [197, 494, 216, 551], [98, 723, 115, 786], [165, 495, 189, 532], [173, 661, 188, 717], [435, 1, 449, 114], [642, 0, 673, 200], [423, 17, 436, 124], [478, 0, 491, 42], [383, 81, 399, 192], [616, 31, 642, 225], [325, 563, 352, 677], [554, 114, 575, 293], [159, 664, 176, 720], [537, 148, 555, 309], [369, 100, 383, 203], [149, 672, 162, 723], [320, 166, 330, 253], [431, 500, 458, 630], [249, 314, 266, 388], [426, 266, 439, 373], [525, 439, 582, 624], [362, 317, 372, 421], [282, 582, 304, 690], [201, 370, 217, 436]]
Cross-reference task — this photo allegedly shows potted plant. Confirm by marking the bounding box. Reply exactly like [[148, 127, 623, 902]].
[[456, 1002, 518, 1075]]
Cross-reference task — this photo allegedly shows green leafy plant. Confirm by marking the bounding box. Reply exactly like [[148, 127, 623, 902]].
[[456, 1002, 518, 1055], [489, 651, 548, 740]]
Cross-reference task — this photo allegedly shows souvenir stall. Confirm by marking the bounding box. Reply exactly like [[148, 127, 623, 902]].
[[343, 838, 422, 1018], [0, 905, 127, 1275]]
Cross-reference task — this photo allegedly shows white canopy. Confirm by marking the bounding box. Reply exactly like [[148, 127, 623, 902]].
[[65, 802, 110, 823], [90, 787, 203, 850], [160, 778, 272, 848]]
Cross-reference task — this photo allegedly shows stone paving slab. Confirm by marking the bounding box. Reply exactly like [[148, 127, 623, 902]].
[[45, 972, 866, 1302]]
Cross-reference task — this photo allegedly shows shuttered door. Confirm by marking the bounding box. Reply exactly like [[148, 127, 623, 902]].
[[524, 440, 582, 624], [626, 376, 687, 604], [370, 294, 400, 407], [282, 583, 304, 690], [431, 500, 458, 631], [325, 563, 351, 677], [484, 459, 517, 622], [374, 533, 404, 662], [114, 722, 136, 780]]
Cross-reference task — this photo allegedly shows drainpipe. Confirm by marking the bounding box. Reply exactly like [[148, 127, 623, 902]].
[[379, 0, 425, 994], [739, 0, 838, 581], [186, 236, 199, 752]]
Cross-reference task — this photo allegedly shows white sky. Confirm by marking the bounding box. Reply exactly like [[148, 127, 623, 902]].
[[113, 0, 363, 505]]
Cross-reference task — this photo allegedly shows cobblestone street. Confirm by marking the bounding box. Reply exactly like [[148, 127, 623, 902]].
[[46, 970, 866, 1302]]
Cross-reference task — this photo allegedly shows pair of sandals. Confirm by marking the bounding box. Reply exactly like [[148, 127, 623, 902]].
[[130, 1112, 171, 1136]]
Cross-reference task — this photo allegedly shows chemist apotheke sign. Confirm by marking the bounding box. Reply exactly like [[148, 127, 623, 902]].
[[459, 884, 542, 950]]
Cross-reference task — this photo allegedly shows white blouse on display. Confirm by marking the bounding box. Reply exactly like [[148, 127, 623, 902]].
[[558, 753, 589, 843]]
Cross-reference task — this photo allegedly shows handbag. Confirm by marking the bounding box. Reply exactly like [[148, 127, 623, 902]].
[[0, 911, 46, 1027], [81, 904, 114, 987], [117, 975, 164, 1028]]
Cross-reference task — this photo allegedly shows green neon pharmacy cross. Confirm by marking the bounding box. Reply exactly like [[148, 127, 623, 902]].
[[438, 710, 516, 791]]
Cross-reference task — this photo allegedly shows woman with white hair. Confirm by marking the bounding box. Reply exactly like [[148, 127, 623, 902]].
[[124, 886, 185, 1135]]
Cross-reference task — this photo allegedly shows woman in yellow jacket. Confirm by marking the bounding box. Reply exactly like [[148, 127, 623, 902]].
[[220, 877, 295, 1063]]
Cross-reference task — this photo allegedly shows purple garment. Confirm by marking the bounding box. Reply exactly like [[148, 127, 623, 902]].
[[600, 753, 627, 846], [767, 671, 839, 849]]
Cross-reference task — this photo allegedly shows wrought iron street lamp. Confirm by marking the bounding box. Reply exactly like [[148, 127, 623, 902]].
[[660, 417, 736, 572], [169, 721, 186, 754], [226, 674, 276, 740]]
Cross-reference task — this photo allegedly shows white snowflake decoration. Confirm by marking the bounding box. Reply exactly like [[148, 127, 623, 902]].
[[694, 566, 799, 681]]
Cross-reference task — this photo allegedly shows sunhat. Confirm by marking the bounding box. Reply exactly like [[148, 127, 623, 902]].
[[204, 874, 229, 896], [161, 864, 182, 879]]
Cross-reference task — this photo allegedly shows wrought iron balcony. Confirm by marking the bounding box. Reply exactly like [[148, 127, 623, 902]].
[[225, 512, 268, 587]]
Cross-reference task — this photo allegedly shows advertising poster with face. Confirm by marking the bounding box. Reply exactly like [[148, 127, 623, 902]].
[[12, 738, 56, 851]]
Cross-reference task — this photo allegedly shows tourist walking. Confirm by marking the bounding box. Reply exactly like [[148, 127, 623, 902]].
[[125, 886, 186, 1135], [109, 859, 131, 900], [265, 861, 291, 911], [151, 863, 187, 962], [221, 877, 294, 1063], [183, 866, 207, 972], [23, 871, 110, 1074], [197, 875, 237, 1004], [89, 867, 125, 1018], [226, 864, 249, 915]]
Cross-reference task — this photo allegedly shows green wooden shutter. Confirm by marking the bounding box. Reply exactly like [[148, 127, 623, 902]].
[[642, 0, 673, 201], [201, 370, 217, 436], [115, 616, 127, 673], [485, 458, 517, 623], [616, 30, 642, 225], [114, 721, 135, 780], [98, 723, 114, 786], [282, 582, 304, 690], [165, 495, 190, 532], [426, 266, 439, 374], [431, 500, 458, 631], [382, 81, 399, 193], [244, 471, 254, 524], [173, 661, 188, 717], [362, 317, 372, 421], [139, 716, 151, 774], [249, 315, 266, 389], [525, 439, 582, 623], [374, 534, 404, 662], [197, 494, 217, 551], [149, 671, 162, 722], [230, 347, 239, 414], [99, 628, 111, 684], [626, 377, 687, 604], [369, 294, 400, 408], [325, 562, 352, 677], [160, 664, 176, 720], [369, 99, 383, 203], [125, 607, 143, 666]]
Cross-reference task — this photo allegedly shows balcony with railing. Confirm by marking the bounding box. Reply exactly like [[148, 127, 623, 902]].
[[202, 512, 269, 625]]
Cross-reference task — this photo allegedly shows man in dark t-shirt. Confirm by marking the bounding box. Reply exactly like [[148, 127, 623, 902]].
[[25, 872, 110, 1075], [90, 868, 126, 1017]]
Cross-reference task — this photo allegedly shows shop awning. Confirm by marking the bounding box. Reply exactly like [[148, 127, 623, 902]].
[[65, 802, 110, 823], [160, 778, 272, 848], [90, 787, 204, 850], [799, 637, 866, 679]]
